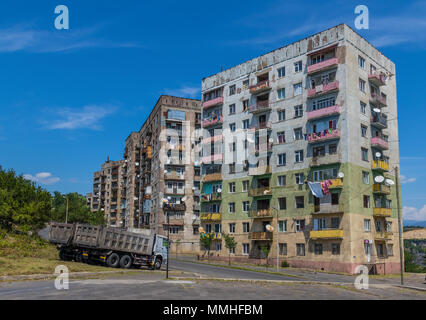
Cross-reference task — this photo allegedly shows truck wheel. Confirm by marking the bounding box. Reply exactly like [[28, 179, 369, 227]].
[[154, 258, 162, 270], [59, 250, 66, 261], [119, 255, 132, 269], [75, 253, 83, 263], [106, 253, 120, 268]]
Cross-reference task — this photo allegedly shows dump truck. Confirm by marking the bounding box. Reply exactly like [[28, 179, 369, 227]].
[[49, 222, 168, 269]]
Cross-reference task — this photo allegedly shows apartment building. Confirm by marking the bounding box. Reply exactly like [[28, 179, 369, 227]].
[[90, 158, 126, 226], [200, 24, 401, 274]]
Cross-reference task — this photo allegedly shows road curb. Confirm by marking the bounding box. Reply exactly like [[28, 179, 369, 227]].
[[394, 284, 426, 292]]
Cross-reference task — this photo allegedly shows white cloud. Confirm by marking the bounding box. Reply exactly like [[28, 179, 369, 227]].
[[164, 86, 200, 99], [24, 172, 60, 185], [403, 205, 426, 221], [400, 175, 416, 184], [43, 105, 117, 130]]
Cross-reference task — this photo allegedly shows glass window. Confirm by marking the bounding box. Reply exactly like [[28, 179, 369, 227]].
[[278, 153, 286, 166], [294, 61, 302, 72], [228, 202, 235, 213], [295, 196, 304, 209], [296, 243, 305, 256], [277, 175, 286, 186], [278, 197, 287, 210], [362, 171, 370, 184], [229, 85, 236, 96], [277, 88, 286, 100], [294, 83, 303, 96], [277, 131, 286, 144], [278, 110, 285, 121], [295, 150, 304, 163], [279, 243, 287, 255], [279, 220, 287, 232], [277, 66, 286, 78]]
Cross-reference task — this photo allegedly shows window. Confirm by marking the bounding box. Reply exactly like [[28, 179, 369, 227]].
[[331, 193, 339, 205], [243, 119, 249, 129], [193, 226, 199, 235], [229, 163, 235, 174], [332, 243, 340, 255], [243, 243, 250, 255], [279, 243, 287, 255], [314, 244, 323, 255], [278, 110, 285, 121], [363, 195, 370, 208], [278, 153, 286, 166], [364, 243, 372, 256], [296, 243, 305, 256], [362, 171, 370, 184], [358, 56, 366, 69], [295, 150, 304, 163], [359, 79, 366, 92], [277, 175, 286, 186], [361, 148, 368, 162], [228, 202, 235, 213], [278, 197, 287, 210], [294, 61, 302, 72], [242, 80, 249, 90], [242, 180, 249, 191], [329, 144, 337, 154], [360, 101, 367, 114], [377, 243, 384, 257], [229, 104, 236, 115], [277, 66, 286, 78], [242, 201, 250, 212], [243, 99, 249, 111], [216, 242, 222, 251], [229, 246, 235, 254], [386, 221, 392, 232], [229, 123, 236, 132], [229, 223, 235, 233], [205, 224, 212, 233], [243, 222, 250, 233], [294, 128, 303, 140], [331, 217, 340, 229], [312, 97, 336, 110], [293, 83, 303, 96], [229, 182, 236, 193], [294, 104, 303, 117], [295, 173, 305, 185], [361, 124, 368, 137], [229, 84, 236, 96], [387, 244, 394, 256], [278, 220, 287, 232], [295, 196, 304, 209], [313, 146, 325, 157], [277, 88, 286, 100], [364, 219, 371, 232], [277, 131, 286, 144], [295, 219, 305, 231]]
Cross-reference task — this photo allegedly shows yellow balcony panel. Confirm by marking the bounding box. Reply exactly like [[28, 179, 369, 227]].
[[249, 187, 272, 197], [373, 208, 391, 217], [249, 209, 272, 218], [329, 178, 343, 188], [371, 160, 389, 172], [202, 172, 222, 183], [375, 231, 393, 241], [372, 184, 391, 195], [200, 213, 221, 221], [249, 232, 273, 240], [309, 229, 343, 239]]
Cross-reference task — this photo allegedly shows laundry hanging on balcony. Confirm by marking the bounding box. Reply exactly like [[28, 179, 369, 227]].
[[320, 179, 333, 195], [308, 182, 324, 198]]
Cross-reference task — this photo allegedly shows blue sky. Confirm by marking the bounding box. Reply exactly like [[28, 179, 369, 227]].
[[0, 0, 425, 222]]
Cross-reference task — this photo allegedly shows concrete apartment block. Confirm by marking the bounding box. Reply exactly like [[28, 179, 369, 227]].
[[200, 24, 401, 274], [90, 158, 126, 226]]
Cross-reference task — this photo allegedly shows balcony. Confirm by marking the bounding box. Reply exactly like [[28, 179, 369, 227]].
[[249, 80, 271, 95], [200, 213, 221, 221], [163, 218, 185, 226], [249, 209, 273, 218], [249, 100, 271, 114], [250, 121, 272, 131], [311, 203, 344, 215], [307, 105, 340, 120], [307, 129, 340, 143], [371, 114, 388, 129], [164, 188, 185, 195], [202, 153, 223, 164], [371, 137, 389, 150], [371, 160, 389, 172], [309, 154, 341, 167], [307, 57, 339, 74], [163, 203, 186, 211], [368, 73, 386, 87], [308, 81, 339, 98], [329, 178, 344, 188], [370, 93, 387, 108], [252, 144, 273, 155], [249, 165, 272, 176], [164, 172, 185, 180], [203, 115, 223, 128], [309, 229, 343, 240], [249, 232, 273, 240], [372, 184, 391, 195], [249, 187, 272, 197], [201, 193, 222, 202], [203, 96, 224, 109], [375, 231, 393, 241], [202, 172, 222, 183], [211, 232, 222, 240], [193, 203, 201, 211], [373, 207, 392, 217], [202, 134, 223, 144]]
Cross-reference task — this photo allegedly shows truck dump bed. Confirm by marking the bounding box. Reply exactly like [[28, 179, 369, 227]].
[[98, 227, 154, 255], [49, 222, 75, 245]]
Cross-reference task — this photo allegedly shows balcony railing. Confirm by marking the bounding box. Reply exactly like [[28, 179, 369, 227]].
[[250, 121, 272, 131], [311, 203, 344, 214], [309, 229, 343, 239], [163, 203, 186, 211], [164, 172, 185, 180], [202, 153, 223, 164], [371, 137, 389, 150], [307, 129, 340, 143], [371, 160, 389, 172], [373, 207, 391, 217], [307, 57, 339, 74], [308, 81, 339, 98], [203, 115, 223, 127], [200, 213, 221, 221], [203, 96, 224, 109], [163, 218, 185, 226], [249, 166, 272, 176], [202, 134, 223, 144], [249, 231, 273, 240], [252, 144, 273, 154], [372, 184, 391, 195], [164, 188, 185, 195], [249, 187, 272, 197], [309, 153, 341, 167], [371, 114, 388, 128], [370, 93, 387, 107], [201, 193, 222, 202], [249, 80, 271, 94], [375, 231, 393, 241], [249, 100, 271, 113], [249, 209, 272, 218], [368, 73, 386, 87], [307, 105, 340, 120], [202, 172, 222, 183]]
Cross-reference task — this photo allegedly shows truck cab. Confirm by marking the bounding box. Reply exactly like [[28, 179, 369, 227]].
[[152, 235, 168, 269]]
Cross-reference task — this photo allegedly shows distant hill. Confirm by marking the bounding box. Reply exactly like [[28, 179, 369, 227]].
[[403, 220, 426, 228]]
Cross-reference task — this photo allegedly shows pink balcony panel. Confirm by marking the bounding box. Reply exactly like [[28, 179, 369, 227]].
[[368, 73, 386, 86], [307, 105, 340, 120], [249, 80, 271, 94], [307, 58, 339, 74], [370, 93, 387, 107], [202, 135, 223, 144], [308, 129, 340, 143], [203, 96, 224, 109], [371, 137, 388, 149], [308, 81, 339, 97], [202, 115, 223, 127], [202, 153, 223, 164]]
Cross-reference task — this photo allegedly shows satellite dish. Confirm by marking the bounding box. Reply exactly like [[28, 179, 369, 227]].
[[266, 224, 274, 232], [269, 138, 274, 143], [375, 152, 382, 158], [181, 197, 187, 202], [374, 176, 385, 183], [217, 188, 222, 193], [338, 172, 344, 178], [385, 179, 395, 186], [373, 108, 381, 113], [167, 196, 172, 201]]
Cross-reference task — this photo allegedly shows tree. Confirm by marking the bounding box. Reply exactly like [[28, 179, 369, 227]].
[[222, 232, 237, 266], [260, 244, 271, 270], [200, 233, 213, 260]]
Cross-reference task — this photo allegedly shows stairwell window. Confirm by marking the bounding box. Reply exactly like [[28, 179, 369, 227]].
[[364, 219, 371, 232]]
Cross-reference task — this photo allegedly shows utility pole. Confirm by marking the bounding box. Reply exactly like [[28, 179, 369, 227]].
[[394, 166, 404, 285], [166, 203, 171, 280], [64, 196, 69, 224]]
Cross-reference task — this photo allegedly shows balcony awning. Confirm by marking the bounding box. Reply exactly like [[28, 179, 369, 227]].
[[307, 43, 338, 56]]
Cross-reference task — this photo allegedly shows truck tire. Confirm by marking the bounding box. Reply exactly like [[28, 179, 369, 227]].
[[106, 253, 120, 268], [75, 253, 83, 263], [119, 255, 132, 269], [154, 257, 162, 270], [59, 250, 66, 261]]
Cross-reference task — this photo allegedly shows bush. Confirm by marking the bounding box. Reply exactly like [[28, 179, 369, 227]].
[[281, 260, 289, 268]]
